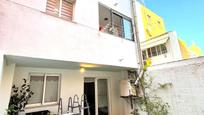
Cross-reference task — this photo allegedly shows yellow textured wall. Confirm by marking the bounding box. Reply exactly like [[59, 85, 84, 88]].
[[189, 43, 203, 56], [141, 5, 166, 40], [178, 39, 190, 59]]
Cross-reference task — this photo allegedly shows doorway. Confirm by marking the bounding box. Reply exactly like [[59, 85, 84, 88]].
[[84, 78, 95, 115], [84, 78, 109, 115]]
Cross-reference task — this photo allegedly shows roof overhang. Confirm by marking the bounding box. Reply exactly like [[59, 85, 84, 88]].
[[141, 35, 169, 50]]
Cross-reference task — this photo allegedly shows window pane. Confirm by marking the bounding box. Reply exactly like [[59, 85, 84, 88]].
[[123, 19, 133, 40], [29, 76, 44, 104], [161, 44, 167, 54], [98, 79, 109, 115], [156, 45, 161, 55], [99, 4, 111, 34], [44, 76, 59, 103], [151, 47, 157, 56], [147, 48, 152, 58], [142, 50, 147, 60], [112, 13, 123, 37]]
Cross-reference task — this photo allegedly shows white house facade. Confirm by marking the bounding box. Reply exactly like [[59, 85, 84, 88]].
[[0, 0, 141, 114]]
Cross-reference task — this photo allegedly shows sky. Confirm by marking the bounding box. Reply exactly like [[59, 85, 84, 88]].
[[144, 0, 204, 52]]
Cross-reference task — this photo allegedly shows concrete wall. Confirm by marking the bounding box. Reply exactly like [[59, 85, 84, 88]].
[[148, 56, 204, 115], [0, 63, 16, 115], [11, 66, 130, 115], [0, 0, 137, 69], [0, 52, 5, 115], [0, 52, 4, 87]]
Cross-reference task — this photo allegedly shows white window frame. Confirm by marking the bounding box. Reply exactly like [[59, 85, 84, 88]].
[[27, 73, 61, 107], [142, 43, 168, 59]]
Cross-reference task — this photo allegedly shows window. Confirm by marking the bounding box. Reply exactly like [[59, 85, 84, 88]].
[[147, 48, 152, 58], [28, 73, 60, 106], [151, 47, 157, 56], [142, 44, 168, 59], [142, 50, 147, 60], [46, 0, 73, 21], [112, 13, 124, 37], [156, 45, 161, 55], [161, 44, 167, 54], [123, 19, 133, 40], [99, 4, 133, 40]]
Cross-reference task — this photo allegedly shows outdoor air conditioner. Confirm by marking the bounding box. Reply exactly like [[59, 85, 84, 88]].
[[120, 80, 137, 97]]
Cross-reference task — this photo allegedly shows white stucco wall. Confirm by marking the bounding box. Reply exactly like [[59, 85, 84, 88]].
[[0, 52, 5, 115], [0, 0, 138, 69], [9, 0, 47, 12], [0, 52, 4, 86], [0, 63, 16, 115], [147, 57, 204, 115]]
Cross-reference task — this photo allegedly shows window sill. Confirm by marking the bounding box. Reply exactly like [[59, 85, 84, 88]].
[[25, 102, 58, 109], [99, 31, 134, 41], [42, 12, 76, 24]]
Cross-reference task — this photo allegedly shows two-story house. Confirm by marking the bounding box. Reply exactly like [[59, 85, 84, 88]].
[[0, 0, 140, 114]]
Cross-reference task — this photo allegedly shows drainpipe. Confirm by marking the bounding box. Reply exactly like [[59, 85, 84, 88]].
[[130, 1, 150, 115], [130, 0, 144, 81]]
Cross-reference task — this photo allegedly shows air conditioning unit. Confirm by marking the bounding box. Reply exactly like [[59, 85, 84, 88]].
[[120, 80, 136, 97]]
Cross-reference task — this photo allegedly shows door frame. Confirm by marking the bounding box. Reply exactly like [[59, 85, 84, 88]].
[[84, 77, 111, 115]]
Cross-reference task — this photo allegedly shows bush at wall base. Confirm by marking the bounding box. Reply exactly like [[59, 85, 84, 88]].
[[7, 79, 34, 115]]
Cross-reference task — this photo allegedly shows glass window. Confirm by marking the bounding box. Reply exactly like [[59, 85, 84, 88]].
[[161, 44, 167, 54], [112, 13, 123, 37], [98, 79, 109, 115], [147, 48, 152, 58], [142, 50, 147, 60], [45, 76, 59, 103], [156, 45, 161, 55], [29, 76, 44, 104], [151, 47, 157, 56], [123, 19, 133, 40], [99, 4, 111, 34], [98, 4, 134, 41], [28, 74, 60, 105]]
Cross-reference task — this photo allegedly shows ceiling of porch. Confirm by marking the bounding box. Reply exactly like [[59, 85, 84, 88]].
[[5, 55, 136, 71]]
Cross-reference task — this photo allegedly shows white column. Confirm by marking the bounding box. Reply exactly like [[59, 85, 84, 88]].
[[0, 62, 16, 115], [0, 52, 4, 87]]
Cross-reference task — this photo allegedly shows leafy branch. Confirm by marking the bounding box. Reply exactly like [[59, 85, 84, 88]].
[[136, 59, 172, 115], [7, 79, 34, 115]]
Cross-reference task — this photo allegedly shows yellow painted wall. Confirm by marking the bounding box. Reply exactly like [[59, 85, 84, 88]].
[[178, 39, 190, 59], [140, 4, 203, 59], [189, 43, 203, 57], [140, 5, 166, 40]]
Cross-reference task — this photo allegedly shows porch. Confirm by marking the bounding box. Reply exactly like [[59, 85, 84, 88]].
[[0, 55, 135, 115]]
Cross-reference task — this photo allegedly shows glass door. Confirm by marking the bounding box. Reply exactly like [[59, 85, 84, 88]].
[[97, 79, 109, 115]]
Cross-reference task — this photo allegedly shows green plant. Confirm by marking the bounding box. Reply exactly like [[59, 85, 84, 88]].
[[7, 79, 34, 115], [136, 59, 172, 115]]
